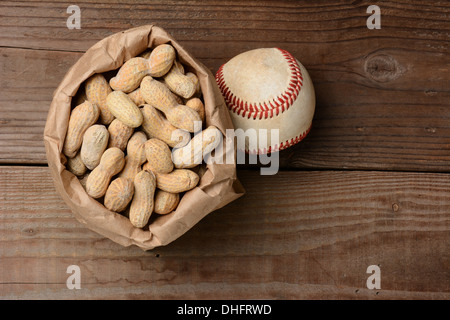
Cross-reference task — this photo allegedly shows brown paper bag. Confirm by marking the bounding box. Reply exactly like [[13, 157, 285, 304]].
[[43, 25, 245, 250]]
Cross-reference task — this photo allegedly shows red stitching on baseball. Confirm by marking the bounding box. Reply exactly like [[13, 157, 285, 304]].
[[215, 48, 303, 120], [244, 124, 312, 155]]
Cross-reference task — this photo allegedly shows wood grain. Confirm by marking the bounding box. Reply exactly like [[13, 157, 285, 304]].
[[0, 166, 448, 299], [1, 1, 449, 53], [0, 0, 448, 171], [0, 0, 449, 300], [0, 47, 82, 163]]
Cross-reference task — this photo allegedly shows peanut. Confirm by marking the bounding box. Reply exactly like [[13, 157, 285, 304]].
[[63, 101, 100, 158], [140, 104, 190, 148], [109, 57, 150, 93], [106, 90, 143, 128], [118, 131, 147, 181], [172, 126, 222, 169], [154, 190, 179, 215], [172, 86, 184, 105], [127, 88, 145, 106], [129, 170, 156, 228], [173, 60, 185, 74], [140, 77, 201, 132], [155, 169, 199, 193], [165, 105, 202, 133], [143, 138, 173, 174], [186, 72, 201, 97], [86, 147, 125, 198], [140, 76, 178, 110], [80, 124, 109, 170], [163, 63, 196, 99], [185, 97, 205, 123], [107, 119, 134, 151], [148, 44, 176, 77], [85, 74, 114, 125], [104, 177, 134, 212], [66, 151, 87, 176], [78, 172, 90, 190]]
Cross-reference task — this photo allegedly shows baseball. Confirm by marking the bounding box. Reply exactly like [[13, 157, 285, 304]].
[[216, 48, 315, 154]]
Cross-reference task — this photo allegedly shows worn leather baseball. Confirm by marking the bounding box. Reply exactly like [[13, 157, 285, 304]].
[[216, 48, 315, 154]]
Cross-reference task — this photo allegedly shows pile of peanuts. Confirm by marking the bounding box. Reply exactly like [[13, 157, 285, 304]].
[[63, 43, 221, 228]]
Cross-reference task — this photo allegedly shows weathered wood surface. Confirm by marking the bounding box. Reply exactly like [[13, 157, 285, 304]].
[[0, 167, 448, 299], [0, 1, 449, 170], [0, 0, 449, 300]]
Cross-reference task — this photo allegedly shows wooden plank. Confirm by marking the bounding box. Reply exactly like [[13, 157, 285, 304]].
[[0, 1, 448, 53], [0, 48, 82, 164], [0, 166, 448, 299], [0, 1, 448, 170]]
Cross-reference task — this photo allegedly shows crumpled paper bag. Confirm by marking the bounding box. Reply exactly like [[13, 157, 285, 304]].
[[43, 25, 245, 250]]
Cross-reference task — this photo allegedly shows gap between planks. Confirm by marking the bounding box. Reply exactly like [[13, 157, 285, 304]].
[[2, 163, 450, 176]]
